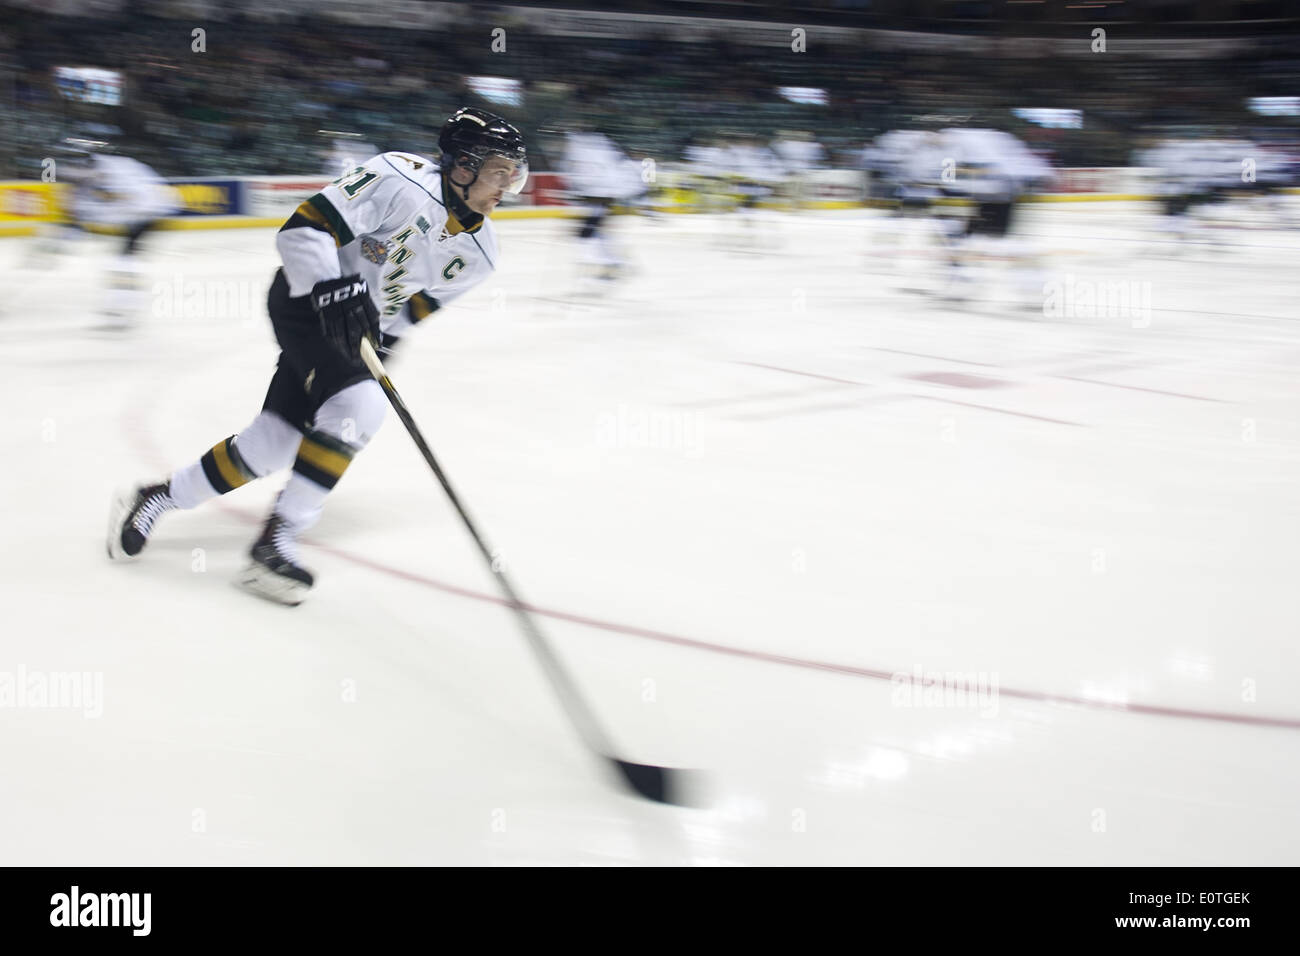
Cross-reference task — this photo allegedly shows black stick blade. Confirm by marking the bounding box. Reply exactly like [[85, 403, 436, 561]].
[[611, 759, 708, 807]]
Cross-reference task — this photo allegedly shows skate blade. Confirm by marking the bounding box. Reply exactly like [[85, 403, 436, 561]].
[[236, 563, 310, 607], [105, 487, 136, 561]]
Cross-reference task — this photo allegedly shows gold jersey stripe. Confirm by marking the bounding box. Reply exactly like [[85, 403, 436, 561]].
[[409, 292, 437, 320], [294, 200, 331, 230], [443, 209, 483, 236], [306, 193, 355, 246], [296, 436, 353, 479], [212, 440, 251, 490]]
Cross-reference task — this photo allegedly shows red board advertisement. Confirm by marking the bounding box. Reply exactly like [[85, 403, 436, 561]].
[[522, 172, 568, 206]]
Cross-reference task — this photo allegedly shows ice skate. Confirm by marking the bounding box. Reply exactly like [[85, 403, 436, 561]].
[[106, 481, 176, 560], [237, 514, 314, 607]]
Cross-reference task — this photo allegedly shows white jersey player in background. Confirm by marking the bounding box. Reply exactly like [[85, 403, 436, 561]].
[[1139, 134, 1297, 245], [863, 129, 952, 285], [930, 127, 1054, 306], [43, 138, 180, 325], [771, 130, 827, 211], [107, 108, 529, 605], [562, 128, 643, 285], [722, 133, 785, 248], [681, 134, 733, 213]]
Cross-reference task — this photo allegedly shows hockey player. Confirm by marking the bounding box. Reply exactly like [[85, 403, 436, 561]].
[[931, 127, 1053, 304], [862, 129, 953, 284], [771, 130, 827, 211], [1136, 137, 1208, 247], [106, 108, 528, 605], [723, 133, 785, 248], [681, 133, 732, 213], [562, 127, 641, 282], [45, 138, 179, 324]]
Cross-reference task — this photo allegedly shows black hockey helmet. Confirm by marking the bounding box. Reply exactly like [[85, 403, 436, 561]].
[[438, 107, 528, 196]]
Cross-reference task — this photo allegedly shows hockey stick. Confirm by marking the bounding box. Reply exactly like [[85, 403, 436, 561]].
[[359, 338, 699, 807]]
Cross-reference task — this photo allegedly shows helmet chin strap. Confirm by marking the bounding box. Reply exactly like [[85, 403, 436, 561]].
[[450, 156, 478, 202], [443, 159, 483, 221]]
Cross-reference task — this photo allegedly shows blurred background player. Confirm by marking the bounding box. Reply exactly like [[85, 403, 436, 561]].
[[723, 132, 785, 249], [1136, 136, 1205, 247], [41, 137, 179, 326], [562, 125, 642, 286], [622, 149, 663, 219], [863, 128, 952, 286], [771, 129, 827, 211], [1239, 137, 1298, 226], [1135, 134, 1281, 250], [106, 108, 528, 605], [932, 126, 1054, 306], [681, 132, 732, 214]]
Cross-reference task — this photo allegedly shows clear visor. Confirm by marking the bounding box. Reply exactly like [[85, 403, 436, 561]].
[[477, 154, 529, 196]]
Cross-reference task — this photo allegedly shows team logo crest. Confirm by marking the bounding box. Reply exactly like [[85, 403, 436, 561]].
[[360, 235, 389, 265]]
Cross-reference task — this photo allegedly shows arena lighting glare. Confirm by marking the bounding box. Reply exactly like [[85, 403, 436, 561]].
[[777, 86, 828, 106], [1248, 97, 1300, 116], [465, 76, 523, 107], [1012, 108, 1082, 129]]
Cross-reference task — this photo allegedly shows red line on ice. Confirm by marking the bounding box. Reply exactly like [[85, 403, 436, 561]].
[[121, 377, 1295, 732], [270, 530, 1300, 731]]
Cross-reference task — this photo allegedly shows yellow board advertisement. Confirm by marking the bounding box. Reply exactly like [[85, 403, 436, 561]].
[[0, 182, 62, 230]]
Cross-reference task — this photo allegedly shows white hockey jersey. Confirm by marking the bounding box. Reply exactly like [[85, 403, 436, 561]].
[[869, 129, 947, 200], [771, 137, 827, 172], [563, 131, 642, 200], [683, 143, 729, 177], [933, 128, 1054, 200], [276, 151, 500, 334], [726, 144, 786, 183], [71, 154, 179, 225]]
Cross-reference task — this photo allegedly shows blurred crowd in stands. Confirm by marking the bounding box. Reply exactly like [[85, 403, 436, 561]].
[[2, 2, 1298, 178]]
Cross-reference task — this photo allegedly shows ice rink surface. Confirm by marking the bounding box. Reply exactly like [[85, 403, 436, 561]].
[[2, 201, 1299, 865]]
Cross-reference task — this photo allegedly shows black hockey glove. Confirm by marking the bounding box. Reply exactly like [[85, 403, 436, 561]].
[[311, 275, 381, 363]]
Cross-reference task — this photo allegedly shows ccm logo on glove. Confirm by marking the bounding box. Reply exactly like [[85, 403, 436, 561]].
[[311, 274, 382, 363], [313, 279, 369, 309]]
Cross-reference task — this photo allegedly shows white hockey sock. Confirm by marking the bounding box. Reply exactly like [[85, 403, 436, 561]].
[[271, 471, 329, 534], [577, 234, 602, 265], [168, 459, 219, 510], [103, 256, 147, 317], [269, 380, 385, 533], [168, 412, 302, 509], [169, 436, 255, 508], [597, 233, 621, 267]]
